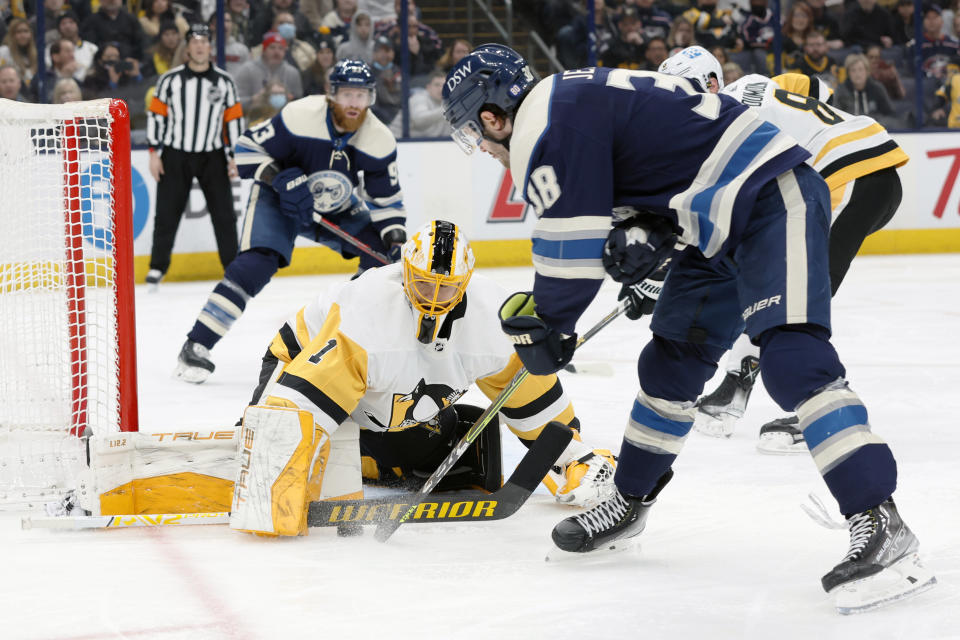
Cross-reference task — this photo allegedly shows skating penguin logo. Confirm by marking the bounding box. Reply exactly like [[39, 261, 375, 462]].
[[365, 379, 466, 431]]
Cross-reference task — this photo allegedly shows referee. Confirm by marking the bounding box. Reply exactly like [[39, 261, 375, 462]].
[[146, 23, 243, 289]]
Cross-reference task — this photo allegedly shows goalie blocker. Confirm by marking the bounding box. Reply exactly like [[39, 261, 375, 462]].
[[231, 403, 506, 536]]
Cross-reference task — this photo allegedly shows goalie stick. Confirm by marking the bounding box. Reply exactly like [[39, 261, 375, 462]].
[[20, 421, 572, 532], [373, 298, 631, 543]]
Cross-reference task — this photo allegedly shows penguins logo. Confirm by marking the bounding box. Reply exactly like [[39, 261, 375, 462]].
[[367, 379, 467, 431], [307, 170, 353, 213]]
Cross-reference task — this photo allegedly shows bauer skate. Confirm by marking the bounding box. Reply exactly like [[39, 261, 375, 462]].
[[756, 415, 807, 454], [549, 450, 617, 509], [551, 469, 672, 554], [822, 499, 936, 614], [175, 339, 215, 384], [693, 356, 760, 438]]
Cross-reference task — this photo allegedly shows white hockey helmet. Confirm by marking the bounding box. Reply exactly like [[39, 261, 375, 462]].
[[401, 220, 475, 344], [658, 46, 724, 93]]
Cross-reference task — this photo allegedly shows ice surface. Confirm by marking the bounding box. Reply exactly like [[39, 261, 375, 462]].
[[3, 254, 958, 639]]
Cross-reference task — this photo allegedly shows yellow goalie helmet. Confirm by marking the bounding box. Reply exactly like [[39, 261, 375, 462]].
[[402, 220, 475, 344]]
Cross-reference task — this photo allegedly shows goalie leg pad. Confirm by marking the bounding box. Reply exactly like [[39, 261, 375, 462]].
[[231, 405, 328, 536]]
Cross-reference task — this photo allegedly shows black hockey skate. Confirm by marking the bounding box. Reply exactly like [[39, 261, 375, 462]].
[[756, 415, 806, 454], [145, 269, 163, 292], [175, 339, 215, 384], [551, 469, 672, 554], [693, 356, 760, 438], [822, 499, 936, 614]]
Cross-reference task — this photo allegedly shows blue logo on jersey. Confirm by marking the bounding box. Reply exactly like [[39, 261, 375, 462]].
[[308, 170, 353, 213]]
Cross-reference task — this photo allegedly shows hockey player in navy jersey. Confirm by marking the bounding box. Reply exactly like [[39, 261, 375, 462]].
[[442, 45, 934, 612], [176, 59, 407, 383]]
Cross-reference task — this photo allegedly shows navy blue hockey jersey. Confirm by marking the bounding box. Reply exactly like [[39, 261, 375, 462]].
[[508, 67, 811, 334], [234, 96, 405, 238]]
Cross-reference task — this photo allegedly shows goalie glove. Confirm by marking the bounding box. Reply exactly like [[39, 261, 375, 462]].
[[272, 167, 314, 221], [499, 292, 576, 375], [602, 215, 677, 285], [618, 263, 667, 320]]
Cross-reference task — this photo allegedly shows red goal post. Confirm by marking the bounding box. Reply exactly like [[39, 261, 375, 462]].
[[0, 98, 139, 507]]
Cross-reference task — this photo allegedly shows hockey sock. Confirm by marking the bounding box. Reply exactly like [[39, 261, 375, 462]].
[[188, 249, 281, 349], [757, 324, 845, 411]]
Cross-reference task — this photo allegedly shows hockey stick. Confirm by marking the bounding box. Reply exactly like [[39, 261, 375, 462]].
[[373, 298, 631, 543], [314, 216, 391, 266], [21, 422, 572, 532]]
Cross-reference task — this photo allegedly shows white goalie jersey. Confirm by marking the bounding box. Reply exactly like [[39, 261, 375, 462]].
[[257, 264, 576, 441], [722, 73, 908, 214]]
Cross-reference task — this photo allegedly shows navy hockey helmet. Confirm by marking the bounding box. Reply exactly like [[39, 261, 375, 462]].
[[185, 23, 211, 41], [441, 44, 537, 154], [329, 58, 376, 106]]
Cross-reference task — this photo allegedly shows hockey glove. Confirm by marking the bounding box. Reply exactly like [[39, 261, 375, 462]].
[[602, 216, 677, 285], [618, 263, 667, 320], [382, 228, 406, 263], [499, 292, 576, 375], [272, 167, 313, 220]]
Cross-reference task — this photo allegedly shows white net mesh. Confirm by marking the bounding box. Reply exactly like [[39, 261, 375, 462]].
[[0, 98, 130, 507]]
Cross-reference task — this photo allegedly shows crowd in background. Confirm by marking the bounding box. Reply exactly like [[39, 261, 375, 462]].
[[1, 0, 959, 134]]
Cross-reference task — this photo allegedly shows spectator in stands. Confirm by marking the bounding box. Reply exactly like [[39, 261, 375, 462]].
[[667, 15, 695, 54], [532, 0, 583, 45], [634, 0, 672, 42], [249, 0, 313, 48], [943, 0, 960, 36], [81, 0, 146, 61], [0, 18, 37, 84], [370, 34, 401, 124], [82, 41, 144, 99], [604, 6, 646, 68], [31, 38, 77, 101], [737, 0, 774, 73], [234, 31, 303, 112], [302, 33, 335, 94], [436, 37, 470, 72], [52, 75, 82, 102], [723, 60, 744, 84], [643, 36, 669, 70], [907, 4, 960, 77], [931, 56, 960, 125], [682, 0, 740, 51], [251, 11, 316, 71], [209, 10, 250, 76], [806, 0, 844, 49], [380, 3, 441, 75], [139, 0, 188, 42], [782, 2, 815, 55], [321, 0, 358, 46], [390, 67, 448, 137], [867, 44, 906, 99], [246, 78, 289, 123], [373, 0, 418, 37], [556, 0, 617, 69], [336, 9, 374, 64], [836, 52, 896, 117], [893, 0, 916, 45], [49, 10, 97, 80], [842, 0, 896, 50], [35, 0, 66, 43], [792, 30, 840, 88], [301, 0, 333, 30], [227, 0, 258, 46], [0, 63, 29, 101], [142, 20, 181, 77]]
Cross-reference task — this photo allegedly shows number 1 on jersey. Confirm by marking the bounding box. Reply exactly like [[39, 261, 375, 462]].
[[308, 339, 337, 364]]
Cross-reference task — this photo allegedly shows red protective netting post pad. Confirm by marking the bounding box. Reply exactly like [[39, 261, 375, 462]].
[[0, 98, 138, 508]]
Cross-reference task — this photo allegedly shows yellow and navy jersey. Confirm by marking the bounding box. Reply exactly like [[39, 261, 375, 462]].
[[722, 73, 909, 215], [935, 74, 960, 129], [261, 264, 575, 442]]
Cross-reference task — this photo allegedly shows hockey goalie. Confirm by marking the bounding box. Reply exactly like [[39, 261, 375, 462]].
[[231, 220, 617, 536]]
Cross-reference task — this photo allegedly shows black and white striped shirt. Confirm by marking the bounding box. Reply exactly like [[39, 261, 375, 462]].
[[147, 64, 243, 154]]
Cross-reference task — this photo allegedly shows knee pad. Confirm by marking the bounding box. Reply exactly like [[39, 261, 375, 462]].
[[758, 324, 846, 411], [638, 335, 726, 402], [224, 248, 282, 298]]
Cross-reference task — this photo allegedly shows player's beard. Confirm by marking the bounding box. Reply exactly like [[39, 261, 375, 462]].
[[329, 98, 367, 132]]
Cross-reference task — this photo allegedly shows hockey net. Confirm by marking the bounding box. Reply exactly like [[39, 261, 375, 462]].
[[0, 98, 138, 509]]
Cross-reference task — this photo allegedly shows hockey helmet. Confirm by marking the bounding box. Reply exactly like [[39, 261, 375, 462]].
[[442, 44, 537, 155], [402, 220, 475, 344], [185, 23, 211, 42], [658, 46, 724, 93], [330, 59, 377, 105]]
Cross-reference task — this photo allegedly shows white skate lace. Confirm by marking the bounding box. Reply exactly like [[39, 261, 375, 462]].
[[842, 511, 877, 562], [572, 491, 629, 535], [801, 493, 847, 529]]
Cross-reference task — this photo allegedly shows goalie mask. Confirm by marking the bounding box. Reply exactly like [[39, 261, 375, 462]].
[[402, 220, 475, 344]]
